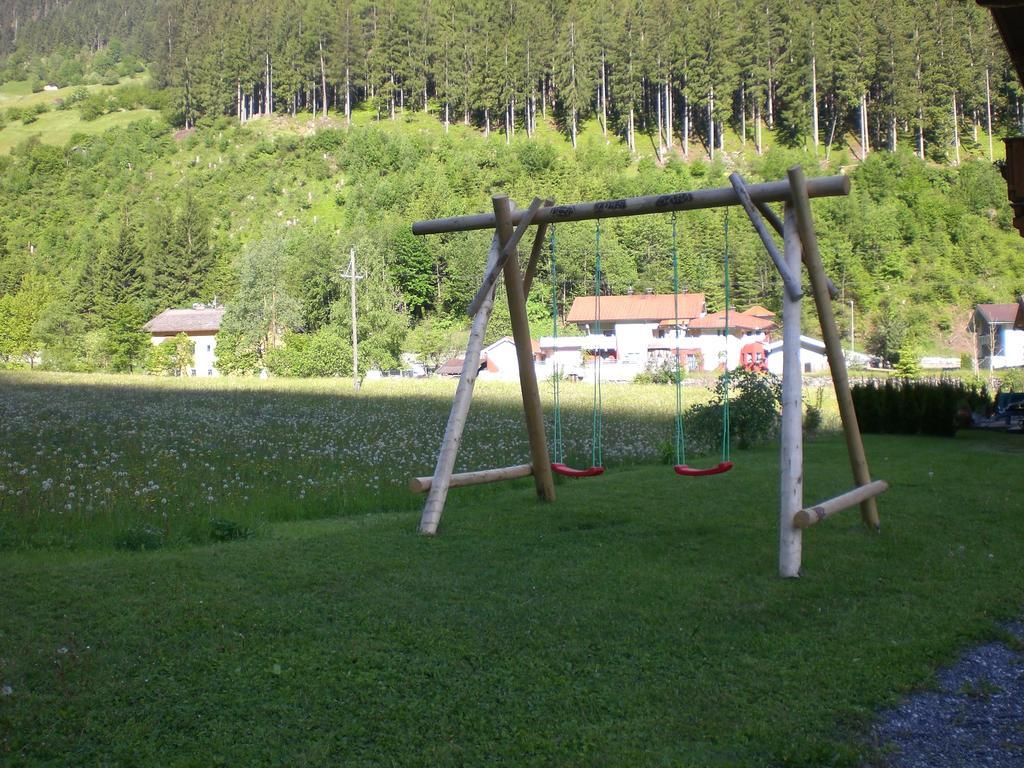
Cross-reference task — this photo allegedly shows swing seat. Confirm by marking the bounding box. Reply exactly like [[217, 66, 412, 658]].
[[551, 463, 605, 478], [674, 461, 734, 477]]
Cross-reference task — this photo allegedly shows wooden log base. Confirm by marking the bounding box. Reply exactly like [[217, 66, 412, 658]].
[[410, 463, 534, 494], [793, 480, 889, 530]]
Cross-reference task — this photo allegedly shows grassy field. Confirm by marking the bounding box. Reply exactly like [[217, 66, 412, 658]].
[[0, 59, 1016, 763], [0, 75, 156, 153], [0, 372, 1021, 765], [0, 371, 728, 551]]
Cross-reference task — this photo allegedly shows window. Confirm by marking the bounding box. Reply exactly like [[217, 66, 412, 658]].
[[804, 363, 812, 373], [687, 354, 698, 371], [207, 344, 212, 352], [207, 369, 213, 376], [190, 368, 196, 376]]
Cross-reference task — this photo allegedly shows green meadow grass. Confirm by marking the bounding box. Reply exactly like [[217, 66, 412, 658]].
[[0, 371, 722, 551], [0, 411, 1021, 765], [0, 107, 161, 154]]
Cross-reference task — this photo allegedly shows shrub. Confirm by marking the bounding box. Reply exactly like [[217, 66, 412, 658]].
[[634, 359, 682, 385], [79, 95, 111, 121], [115, 523, 165, 551], [681, 368, 782, 456], [851, 379, 991, 437], [209, 518, 252, 542]]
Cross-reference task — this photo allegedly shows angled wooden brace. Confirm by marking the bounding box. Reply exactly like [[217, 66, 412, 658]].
[[729, 172, 803, 301], [466, 196, 544, 317]]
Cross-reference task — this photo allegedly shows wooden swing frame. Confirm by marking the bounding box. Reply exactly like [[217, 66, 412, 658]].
[[409, 167, 887, 578]]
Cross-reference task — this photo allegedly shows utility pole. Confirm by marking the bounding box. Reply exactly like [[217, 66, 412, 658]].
[[340, 247, 364, 391], [849, 300, 854, 356]]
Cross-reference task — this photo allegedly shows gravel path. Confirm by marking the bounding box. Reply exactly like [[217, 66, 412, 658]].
[[874, 622, 1024, 767]]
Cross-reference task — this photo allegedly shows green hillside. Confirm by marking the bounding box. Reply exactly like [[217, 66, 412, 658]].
[[0, 80, 1022, 375]]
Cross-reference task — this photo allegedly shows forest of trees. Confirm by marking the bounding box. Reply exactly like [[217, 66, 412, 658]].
[[2, 0, 1022, 163], [0, 1, 1022, 377]]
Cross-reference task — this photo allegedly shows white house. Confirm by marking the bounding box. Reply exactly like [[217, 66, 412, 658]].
[[968, 303, 1024, 370], [546, 292, 776, 379], [765, 335, 830, 375], [142, 305, 225, 377], [477, 336, 545, 381]]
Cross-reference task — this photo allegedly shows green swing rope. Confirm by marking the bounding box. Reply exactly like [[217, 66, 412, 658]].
[[549, 225, 564, 465], [592, 221, 604, 469], [672, 212, 686, 466], [720, 210, 732, 464], [548, 222, 604, 471], [672, 209, 733, 467]]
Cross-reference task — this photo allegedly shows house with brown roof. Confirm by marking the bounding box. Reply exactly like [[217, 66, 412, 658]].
[[968, 303, 1024, 370], [540, 292, 777, 379], [142, 304, 225, 377]]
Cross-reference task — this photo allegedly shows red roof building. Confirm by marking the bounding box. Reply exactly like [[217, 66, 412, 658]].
[[566, 293, 706, 325]]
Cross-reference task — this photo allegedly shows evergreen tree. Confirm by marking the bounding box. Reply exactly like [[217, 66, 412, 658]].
[[151, 192, 213, 308]]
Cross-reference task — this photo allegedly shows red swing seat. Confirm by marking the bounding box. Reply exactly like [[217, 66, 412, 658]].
[[673, 461, 734, 477], [551, 463, 605, 478]]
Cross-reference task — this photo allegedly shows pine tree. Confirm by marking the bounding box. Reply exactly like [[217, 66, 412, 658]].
[[95, 209, 147, 323], [151, 193, 213, 308]]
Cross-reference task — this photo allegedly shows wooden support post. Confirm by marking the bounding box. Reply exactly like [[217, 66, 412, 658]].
[[466, 197, 543, 317], [419, 234, 502, 535], [779, 204, 804, 578], [410, 463, 534, 493], [730, 173, 803, 300], [494, 195, 556, 503], [794, 481, 889, 529], [788, 165, 881, 531]]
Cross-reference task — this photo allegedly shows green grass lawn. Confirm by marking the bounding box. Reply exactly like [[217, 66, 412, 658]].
[[1, 374, 1023, 766]]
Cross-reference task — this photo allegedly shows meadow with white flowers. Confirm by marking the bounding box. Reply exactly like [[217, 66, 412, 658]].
[[0, 370, 721, 550]]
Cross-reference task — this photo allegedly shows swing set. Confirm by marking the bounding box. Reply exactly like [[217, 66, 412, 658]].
[[545, 212, 734, 479], [408, 168, 888, 578]]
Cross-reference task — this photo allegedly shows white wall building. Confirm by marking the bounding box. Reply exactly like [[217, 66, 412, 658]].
[[550, 293, 777, 379], [142, 305, 225, 376], [765, 336, 830, 376], [969, 303, 1024, 370]]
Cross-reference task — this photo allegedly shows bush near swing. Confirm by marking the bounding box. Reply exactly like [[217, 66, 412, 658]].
[[664, 368, 783, 460]]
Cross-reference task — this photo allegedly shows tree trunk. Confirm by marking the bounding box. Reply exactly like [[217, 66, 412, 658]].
[[345, 66, 351, 127], [985, 67, 994, 161], [708, 87, 715, 160], [755, 103, 762, 155], [601, 54, 608, 137], [951, 92, 960, 166], [811, 56, 819, 155], [917, 105, 925, 159], [740, 80, 747, 146], [656, 81, 664, 157], [859, 91, 869, 160], [317, 39, 325, 118], [683, 90, 689, 156]]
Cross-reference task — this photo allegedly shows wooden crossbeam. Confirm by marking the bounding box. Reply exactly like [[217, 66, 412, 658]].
[[413, 176, 851, 235]]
